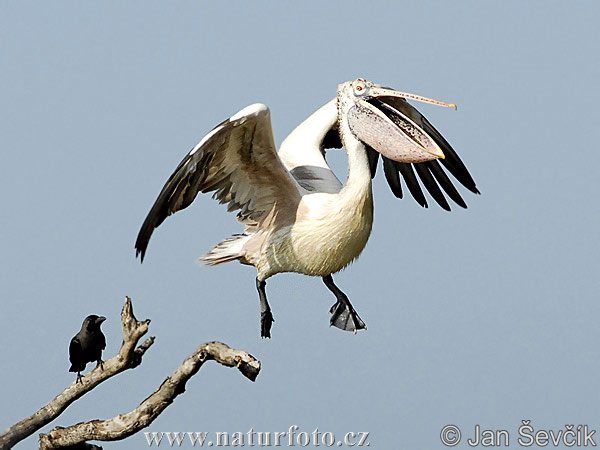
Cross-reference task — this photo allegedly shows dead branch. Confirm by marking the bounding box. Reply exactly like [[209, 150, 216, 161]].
[[39, 341, 260, 449], [0, 297, 153, 449]]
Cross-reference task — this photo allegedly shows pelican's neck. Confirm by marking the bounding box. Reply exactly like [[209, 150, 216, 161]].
[[339, 119, 372, 200], [279, 98, 373, 201]]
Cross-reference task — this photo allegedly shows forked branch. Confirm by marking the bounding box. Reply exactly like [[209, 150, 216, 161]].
[[39, 341, 260, 448], [0, 297, 153, 449]]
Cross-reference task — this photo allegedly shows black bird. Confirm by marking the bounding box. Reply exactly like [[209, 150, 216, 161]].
[[69, 315, 106, 384]]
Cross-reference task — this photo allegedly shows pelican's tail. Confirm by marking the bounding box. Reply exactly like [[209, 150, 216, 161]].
[[200, 234, 250, 265]]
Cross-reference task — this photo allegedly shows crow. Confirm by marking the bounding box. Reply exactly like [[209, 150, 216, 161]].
[[69, 315, 106, 384]]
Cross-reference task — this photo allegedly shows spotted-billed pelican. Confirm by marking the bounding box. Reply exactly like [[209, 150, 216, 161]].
[[135, 79, 479, 338]]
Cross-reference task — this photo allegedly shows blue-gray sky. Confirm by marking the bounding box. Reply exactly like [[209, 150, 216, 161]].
[[1, 2, 599, 448]]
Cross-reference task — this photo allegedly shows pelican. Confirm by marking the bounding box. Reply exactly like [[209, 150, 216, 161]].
[[135, 78, 479, 338]]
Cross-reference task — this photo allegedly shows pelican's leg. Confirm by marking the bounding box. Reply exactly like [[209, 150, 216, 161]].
[[256, 278, 274, 338], [323, 275, 367, 333]]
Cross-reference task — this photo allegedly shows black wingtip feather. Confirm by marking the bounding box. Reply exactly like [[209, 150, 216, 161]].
[[426, 160, 468, 209], [397, 162, 428, 208], [417, 116, 479, 195], [382, 157, 403, 198], [135, 236, 147, 263], [439, 158, 479, 194], [366, 146, 380, 179], [414, 163, 451, 211]]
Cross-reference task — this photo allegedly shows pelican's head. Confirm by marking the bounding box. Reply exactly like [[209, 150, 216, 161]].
[[337, 78, 457, 163]]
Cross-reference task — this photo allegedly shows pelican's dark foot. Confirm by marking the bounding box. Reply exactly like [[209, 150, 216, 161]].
[[256, 278, 274, 338], [323, 274, 367, 333], [96, 359, 104, 371], [329, 300, 366, 332], [76, 372, 83, 385]]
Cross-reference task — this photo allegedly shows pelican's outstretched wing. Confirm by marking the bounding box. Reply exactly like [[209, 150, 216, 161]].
[[278, 100, 344, 194], [135, 103, 301, 261], [368, 97, 479, 210]]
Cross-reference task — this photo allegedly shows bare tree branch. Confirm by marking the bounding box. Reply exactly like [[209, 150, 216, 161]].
[[39, 341, 261, 449], [0, 297, 154, 449]]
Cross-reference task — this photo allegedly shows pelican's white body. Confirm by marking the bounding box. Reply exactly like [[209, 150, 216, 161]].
[[250, 185, 373, 280]]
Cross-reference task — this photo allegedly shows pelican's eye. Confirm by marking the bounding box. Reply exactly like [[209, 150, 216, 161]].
[[353, 82, 367, 96]]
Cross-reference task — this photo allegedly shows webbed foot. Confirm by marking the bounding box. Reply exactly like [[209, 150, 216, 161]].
[[323, 274, 367, 333], [329, 300, 366, 332]]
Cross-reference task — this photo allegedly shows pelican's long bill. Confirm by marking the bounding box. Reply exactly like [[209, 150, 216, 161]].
[[347, 83, 456, 163]]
